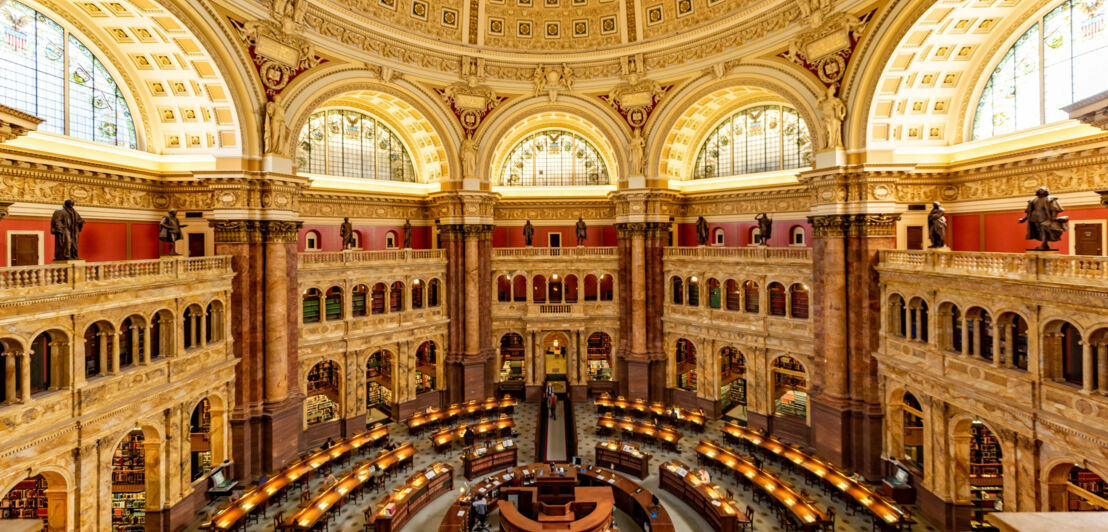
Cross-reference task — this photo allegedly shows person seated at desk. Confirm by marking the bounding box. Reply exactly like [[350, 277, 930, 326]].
[[256, 473, 270, 486], [697, 468, 711, 484], [849, 471, 865, 484], [322, 437, 334, 449], [472, 495, 489, 523], [325, 472, 338, 485], [463, 426, 475, 446]]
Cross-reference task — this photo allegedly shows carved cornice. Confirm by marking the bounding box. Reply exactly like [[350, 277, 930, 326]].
[[263, 220, 304, 243], [808, 213, 900, 238], [0, 201, 11, 220], [209, 220, 264, 244], [614, 221, 669, 238], [0, 104, 43, 144]]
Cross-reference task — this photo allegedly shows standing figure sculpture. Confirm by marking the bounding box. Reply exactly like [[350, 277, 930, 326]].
[[523, 220, 535, 246], [818, 84, 846, 149], [340, 217, 355, 250], [461, 134, 478, 179], [158, 209, 185, 256], [1019, 186, 1068, 251], [263, 100, 288, 155], [696, 216, 710, 246], [575, 216, 587, 246], [754, 213, 773, 245], [628, 128, 645, 176], [928, 202, 947, 248], [403, 219, 413, 249], [51, 199, 84, 261]]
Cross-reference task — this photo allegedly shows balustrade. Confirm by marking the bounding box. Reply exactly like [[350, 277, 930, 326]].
[[879, 249, 1108, 285], [298, 248, 446, 267], [0, 256, 231, 296]]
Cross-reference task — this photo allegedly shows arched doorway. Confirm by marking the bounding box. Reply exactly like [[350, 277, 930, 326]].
[[953, 420, 1004, 523], [1046, 463, 1108, 512], [305, 361, 341, 427], [771, 356, 808, 420], [0, 472, 67, 531], [541, 332, 570, 393], [720, 346, 746, 420], [901, 393, 924, 474], [415, 341, 438, 394], [674, 339, 696, 391], [499, 334, 525, 383], [366, 350, 394, 416], [111, 430, 147, 531], [586, 332, 612, 381], [189, 398, 213, 481]]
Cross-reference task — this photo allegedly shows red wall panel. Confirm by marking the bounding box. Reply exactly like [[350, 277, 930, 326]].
[[492, 225, 616, 247], [298, 224, 430, 252], [130, 223, 162, 260]]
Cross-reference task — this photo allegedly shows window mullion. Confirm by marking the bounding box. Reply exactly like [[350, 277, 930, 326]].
[[63, 31, 70, 136]]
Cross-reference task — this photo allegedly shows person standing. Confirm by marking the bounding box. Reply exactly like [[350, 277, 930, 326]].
[[548, 390, 557, 419]]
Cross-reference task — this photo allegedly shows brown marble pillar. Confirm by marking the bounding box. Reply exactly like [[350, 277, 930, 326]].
[[441, 224, 466, 405], [808, 213, 898, 479], [646, 223, 668, 402], [615, 228, 631, 395]]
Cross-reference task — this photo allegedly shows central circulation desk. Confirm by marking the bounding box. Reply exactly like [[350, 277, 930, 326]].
[[365, 462, 454, 532], [463, 438, 519, 479], [659, 459, 747, 532], [430, 416, 515, 452], [722, 422, 912, 529], [594, 440, 651, 479], [595, 414, 680, 450]]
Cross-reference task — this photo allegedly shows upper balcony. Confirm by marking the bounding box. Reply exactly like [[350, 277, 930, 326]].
[[879, 249, 1108, 287], [492, 246, 618, 260], [299, 248, 447, 269], [663, 246, 811, 263]]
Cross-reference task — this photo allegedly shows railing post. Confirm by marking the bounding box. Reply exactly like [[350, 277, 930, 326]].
[[71, 262, 84, 288]]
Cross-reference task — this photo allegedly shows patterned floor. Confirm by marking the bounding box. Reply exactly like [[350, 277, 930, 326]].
[[183, 400, 939, 531]]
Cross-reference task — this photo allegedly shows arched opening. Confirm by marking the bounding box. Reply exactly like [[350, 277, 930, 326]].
[[366, 350, 393, 413], [296, 109, 417, 181], [183, 305, 205, 349], [302, 288, 323, 324], [1046, 463, 1108, 511], [586, 332, 612, 381], [111, 429, 147, 531], [966, 307, 994, 362], [498, 129, 611, 186], [675, 339, 697, 391], [371, 283, 387, 314], [324, 287, 343, 321], [305, 230, 321, 251], [0, 472, 66, 530], [598, 274, 613, 301], [889, 294, 907, 337], [768, 282, 786, 316], [151, 310, 172, 360], [998, 312, 1029, 370], [772, 356, 808, 420], [189, 398, 213, 481], [692, 104, 812, 179], [548, 274, 563, 303], [713, 227, 725, 245], [671, 276, 683, 305], [749, 227, 761, 246], [385, 231, 397, 249], [940, 303, 962, 353], [902, 393, 924, 474], [499, 333, 525, 383], [1062, 322, 1086, 387], [415, 341, 438, 394], [428, 279, 441, 307], [0, 339, 18, 402], [497, 275, 511, 302], [564, 274, 578, 303], [583, 274, 598, 301], [707, 278, 721, 309], [118, 317, 140, 370], [686, 276, 700, 306], [789, 284, 809, 319], [305, 360, 341, 426], [352, 284, 368, 317], [350, 231, 362, 250], [725, 280, 741, 311], [743, 281, 759, 313], [29, 332, 59, 394], [83, 321, 114, 378], [542, 333, 569, 383], [411, 279, 424, 309], [512, 275, 528, 302], [958, 420, 1004, 523], [790, 225, 805, 246], [720, 346, 746, 420], [389, 281, 404, 312], [533, 275, 547, 303], [908, 298, 929, 342], [205, 301, 224, 343]]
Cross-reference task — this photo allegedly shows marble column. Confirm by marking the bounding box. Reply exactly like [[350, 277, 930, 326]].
[[110, 332, 121, 374], [1098, 344, 1108, 392], [991, 325, 1002, 367], [961, 318, 971, 357], [98, 332, 109, 374], [1082, 341, 1095, 392], [465, 231, 480, 357], [630, 231, 646, 357], [19, 352, 31, 401], [4, 353, 17, 403], [141, 325, 152, 364], [264, 238, 289, 403]]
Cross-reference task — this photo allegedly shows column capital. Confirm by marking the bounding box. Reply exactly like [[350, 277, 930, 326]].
[[807, 213, 901, 238]]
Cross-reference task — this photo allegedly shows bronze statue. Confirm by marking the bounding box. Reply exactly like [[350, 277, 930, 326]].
[[928, 202, 947, 248], [50, 199, 84, 261], [340, 217, 355, 250], [575, 216, 587, 246], [523, 220, 535, 246], [403, 219, 412, 249], [158, 209, 185, 256], [1019, 186, 1068, 251], [696, 216, 709, 246], [755, 213, 772, 245]]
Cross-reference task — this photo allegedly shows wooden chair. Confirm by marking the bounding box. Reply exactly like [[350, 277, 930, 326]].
[[824, 506, 836, 532], [271, 511, 284, 531], [300, 489, 311, 503]]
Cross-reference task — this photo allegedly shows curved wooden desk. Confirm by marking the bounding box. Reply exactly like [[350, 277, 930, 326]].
[[497, 486, 614, 532]]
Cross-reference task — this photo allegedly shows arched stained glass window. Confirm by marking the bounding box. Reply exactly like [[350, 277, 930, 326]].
[[0, 0, 137, 149], [692, 105, 811, 179], [498, 129, 610, 186], [296, 109, 417, 182], [973, 0, 1108, 139]]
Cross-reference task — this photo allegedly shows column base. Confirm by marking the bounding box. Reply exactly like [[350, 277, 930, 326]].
[[746, 411, 769, 432], [461, 358, 488, 402], [648, 359, 666, 402], [261, 398, 303, 473], [914, 482, 972, 532], [809, 397, 849, 466], [396, 391, 443, 420], [144, 481, 207, 532], [624, 359, 650, 400], [808, 397, 884, 477], [303, 418, 342, 450]]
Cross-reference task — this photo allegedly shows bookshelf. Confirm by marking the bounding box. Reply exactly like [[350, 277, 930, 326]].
[[190, 399, 213, 481], [1068, 468, 1108, 511], [500, 334, 525, 382], [367, 380, 393, 408], [324, 291, 342, 320], [969, 423, 1003, 522], [352, 287, 367, 316], [372, 286, 386, 314], [307, 361, 340, 395], [0, 476, 47, 520], [366, 352, 393, 408], [587, 333, 612, 381], [721, 379, 746, 411], [305, 393, 339, 426], [769, 284, 787, 316], [676, 369, 697, 391], [302, 293, 321, 323], [415, 371, 436, 394], [112, 431, 146, 532], [112, 492, 145, 532]]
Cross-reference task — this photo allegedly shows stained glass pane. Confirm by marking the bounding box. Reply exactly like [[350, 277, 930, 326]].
[[498, 129, 609, 186], [296, 108, 416, 181], [693, 105, 811, 180]]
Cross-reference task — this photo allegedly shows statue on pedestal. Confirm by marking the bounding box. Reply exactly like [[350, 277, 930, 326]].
[[461, 134, 478, 179], [928, 202, 947, 249], [696, 216, 709, 246], [818, 84, 846, 149], [755, 213, 773, 245], [1019, 186, 1068, 251], [628, 128, 645, 176], [523, 220, 535, 246], [575, 217, 587, 246], [51, 200, 84, 261], [403, 219, 412, 249], [340, 217, 355, 250], [158, 209, 185, 256]]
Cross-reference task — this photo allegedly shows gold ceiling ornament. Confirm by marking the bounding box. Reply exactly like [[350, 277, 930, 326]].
[[781, 9, 870, 86], [532, 64, 576, 103], [233, 2, 325, 99], [601, 55, 669, 130], [440, 58, 504, 134]]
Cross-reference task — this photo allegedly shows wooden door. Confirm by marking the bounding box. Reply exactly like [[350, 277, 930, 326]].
[[187, 233, 205, 257], [1075, 223, 1102, 256], [906, 226, 923, 250], [11, 234, 39, 266]]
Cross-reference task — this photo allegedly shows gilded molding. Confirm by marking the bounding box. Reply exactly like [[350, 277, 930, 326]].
[[209, 220, 264, 243], [808, 213, 900, 238]]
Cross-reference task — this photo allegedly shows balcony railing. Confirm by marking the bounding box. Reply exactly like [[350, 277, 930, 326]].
[[492, 247, 617, 258], [0, 256, 232, 296], [299, 248, 446, 267], [879, 250, 1108, 284], [663, 246, 812, 262]]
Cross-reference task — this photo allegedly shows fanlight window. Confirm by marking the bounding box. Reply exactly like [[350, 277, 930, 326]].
[[0, 0, 137, 149], [499, 129, 610, 186], [972, 0, 1108, 139], [296, 109, 417, 182], [693, 105, 811, 179]]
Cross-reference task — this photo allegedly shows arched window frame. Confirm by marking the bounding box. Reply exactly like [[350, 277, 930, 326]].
[[498, 129, 611, 186], [692, 104, 812, 179], [296, 108, 417, 182]]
